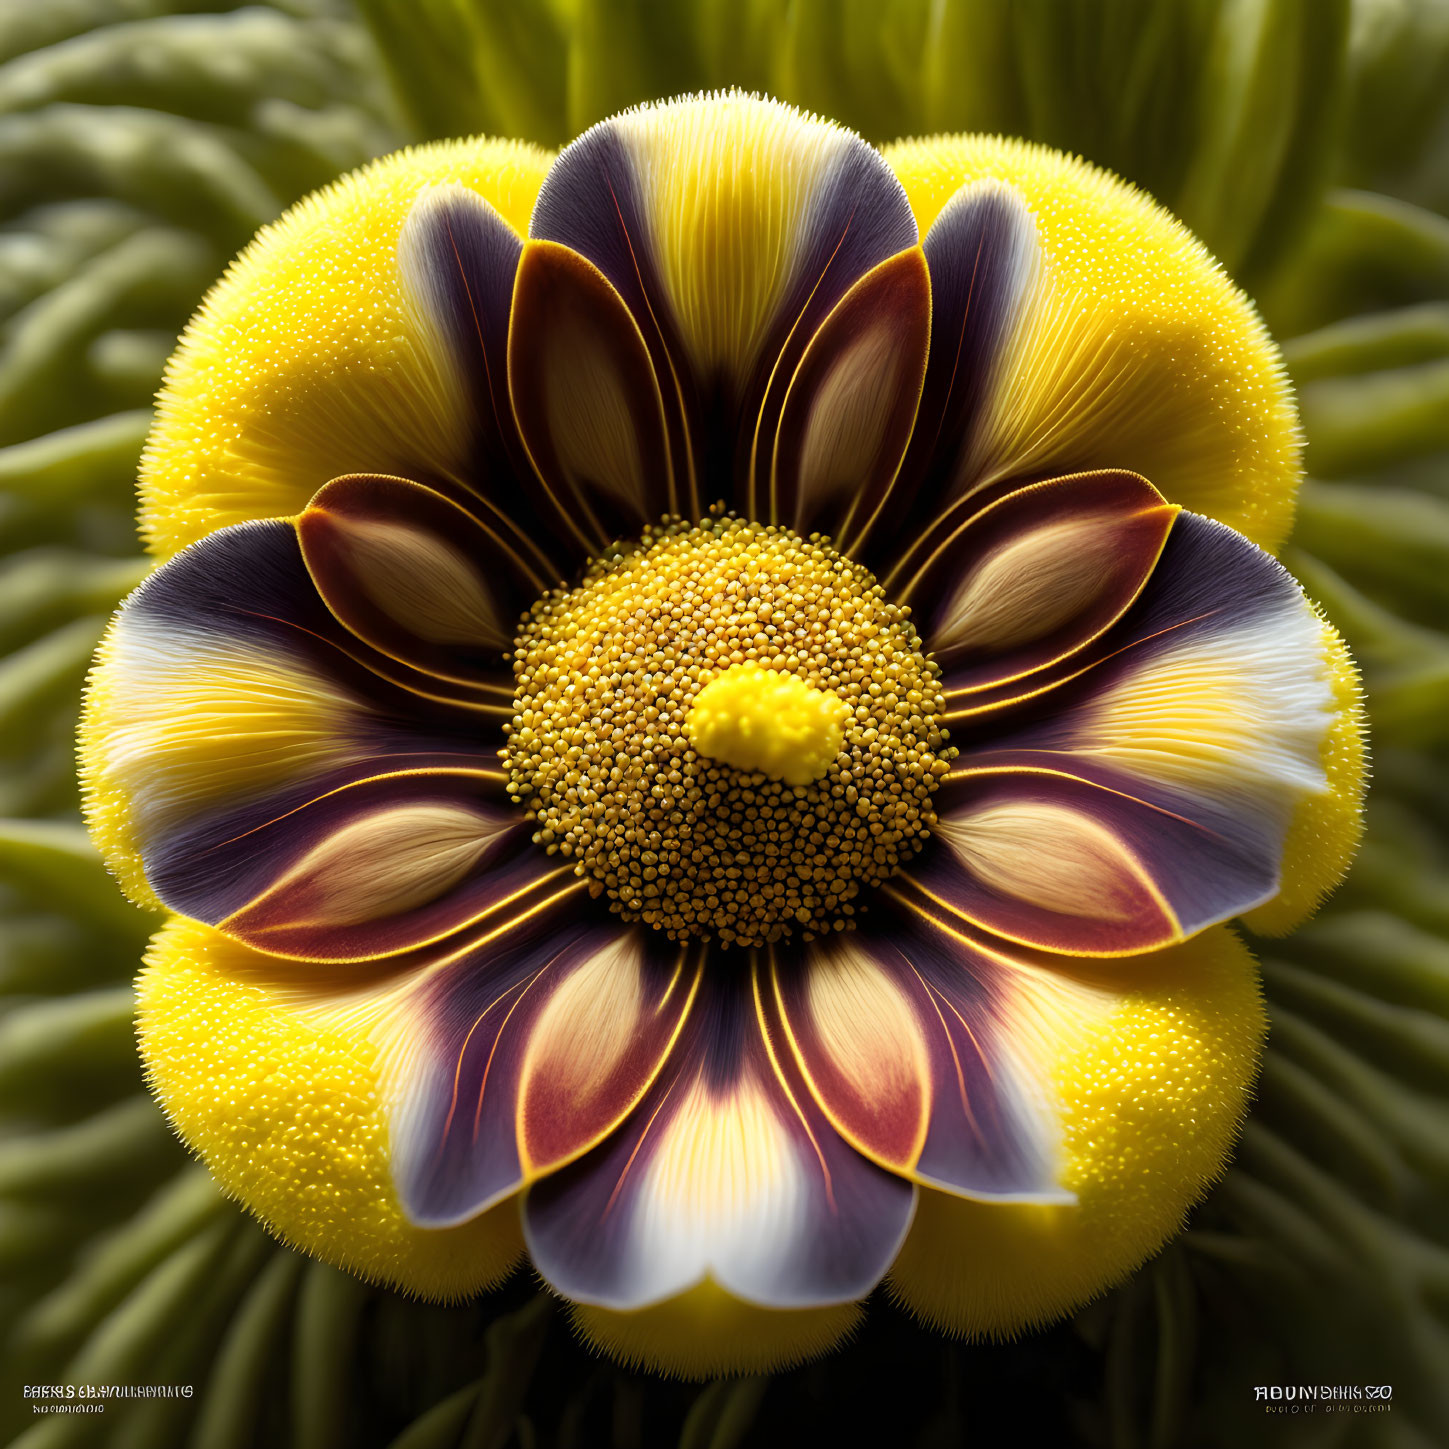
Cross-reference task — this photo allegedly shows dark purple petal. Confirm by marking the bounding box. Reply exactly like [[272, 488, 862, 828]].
[[149, 769, 544, 962], [398, 184, 573, 580], [864, 181, 1041, 569], [87, 520, 509, 920], [137, 516, 514, 716], [932, 512, 1337, 950], [909, 764, 1261, 954]]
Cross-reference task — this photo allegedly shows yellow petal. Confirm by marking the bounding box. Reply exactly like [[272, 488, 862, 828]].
[[141, 138, 553, 559], [887, 925, 1265, 1336], [882, 135, 1301, 552], [80, 585, 365, 912], [137, 916, 522, 1298], [1243, 615, 1367, 934]]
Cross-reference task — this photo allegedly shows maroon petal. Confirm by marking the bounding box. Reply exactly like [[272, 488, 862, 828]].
[[389, 912, 699, 1227], [508, 240, 676, 549], [521, 965, 916, 1310], [767, 248, 931, 549], [299, 474, 546, 685], [890, 470, 1178, 685]]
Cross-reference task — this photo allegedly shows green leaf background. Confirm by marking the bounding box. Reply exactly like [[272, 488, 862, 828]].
[[2, 2, 1447, 1444]]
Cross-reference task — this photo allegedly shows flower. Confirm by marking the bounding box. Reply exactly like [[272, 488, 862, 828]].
[[79, 92, 1365, 1377]]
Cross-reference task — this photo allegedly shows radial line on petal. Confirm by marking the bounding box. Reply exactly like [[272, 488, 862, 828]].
[[603, 171, 694, 519], [940, 609, 1220, 717], [240, 605, 513, 715], [754, 958, 839, 1213], [753, 212, 857, 526]]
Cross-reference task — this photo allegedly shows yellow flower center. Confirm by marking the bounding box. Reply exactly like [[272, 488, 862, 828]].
[[503, 513, 954, 946]]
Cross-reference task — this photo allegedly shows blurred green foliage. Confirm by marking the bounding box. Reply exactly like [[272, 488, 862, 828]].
[[1, 2, 1448, 1446], [360, 0, 1355, 280]]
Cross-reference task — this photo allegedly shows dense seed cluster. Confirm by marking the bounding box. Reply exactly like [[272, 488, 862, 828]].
[[502, 513, 954, 946]]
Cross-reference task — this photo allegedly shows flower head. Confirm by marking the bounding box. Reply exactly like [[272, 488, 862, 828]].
[[81, 93, 1364, 1376]]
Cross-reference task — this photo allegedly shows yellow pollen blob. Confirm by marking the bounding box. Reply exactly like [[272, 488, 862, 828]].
[[686, 665, 848, 786]]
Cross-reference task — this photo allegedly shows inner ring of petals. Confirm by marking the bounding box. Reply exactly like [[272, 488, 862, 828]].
[[502, 511, 955, 946]]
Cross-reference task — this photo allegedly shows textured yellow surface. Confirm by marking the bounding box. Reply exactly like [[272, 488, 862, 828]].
[[887, 926, 1265, 1336], [137, 918, 523, 1299], [1244, 616, 1367, 934], [571, 1282, 861, 1379], [79, 611, 167, 912], [882, 135, 1302, 553], [140, 138, 553, 559]]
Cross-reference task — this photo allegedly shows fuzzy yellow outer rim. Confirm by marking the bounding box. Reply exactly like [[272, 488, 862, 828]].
[[1244, 616, 1367, 935]]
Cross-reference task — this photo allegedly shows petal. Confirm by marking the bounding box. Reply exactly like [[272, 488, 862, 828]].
[[508, 240, 676, 547], [298, 474, 539, 684], [137, 916, 523, 1300], [766, 923, 1070, 1202], [530, 92, 918, 514], [1242, 614, 1366, 934], [523, 967, 916, 1310], [142, 140, 553, 558], [865, 180, 1041, 567], [768, 247, 931, 547], [396, 181, 519, 461], [883, 135, 1301, 551], [910, 767, 1254, 955], [885, 924, 1266, 1337], [934, 513, 1346, 949], [79, 519, 503, 911], [387, 912, 698, 1228], [394, 183, 578, 578], [152, 771, 543, 963], [890, 469, 1179, 683]]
